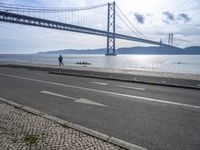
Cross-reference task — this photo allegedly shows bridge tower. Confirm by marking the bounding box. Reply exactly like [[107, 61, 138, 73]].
[[106, 2, 116, 56], [168, 33, 174, 46]]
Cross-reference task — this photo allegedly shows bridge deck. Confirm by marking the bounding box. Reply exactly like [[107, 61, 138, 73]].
[[0, 10, 167, 47]]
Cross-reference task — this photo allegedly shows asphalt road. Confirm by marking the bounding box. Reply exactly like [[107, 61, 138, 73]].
[[0, 67, 199, 150]]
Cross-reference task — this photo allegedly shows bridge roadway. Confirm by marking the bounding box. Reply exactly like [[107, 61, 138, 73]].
[[0, 10, 168, 47], [0, 67, 199, 150]]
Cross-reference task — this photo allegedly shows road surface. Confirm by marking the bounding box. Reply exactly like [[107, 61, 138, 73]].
[[0, 67, 199, 150]]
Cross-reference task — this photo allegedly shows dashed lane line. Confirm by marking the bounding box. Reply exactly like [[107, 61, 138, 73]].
[[92, 82, 145, 91], [91, 82, 108, 86], [112, 85, 145, 91]]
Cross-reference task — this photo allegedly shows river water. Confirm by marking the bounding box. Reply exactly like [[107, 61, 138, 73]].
[[0, 54, 200, 75]]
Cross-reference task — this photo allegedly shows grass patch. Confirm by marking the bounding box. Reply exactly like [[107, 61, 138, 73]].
[[24, 134, 39, 145], [11, 138, 17, 143]]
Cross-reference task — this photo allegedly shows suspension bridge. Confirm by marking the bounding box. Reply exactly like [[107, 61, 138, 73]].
[[0, 2, 170, 55]]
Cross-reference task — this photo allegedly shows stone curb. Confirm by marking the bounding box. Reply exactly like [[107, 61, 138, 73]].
[[0, 97, 148, 150]]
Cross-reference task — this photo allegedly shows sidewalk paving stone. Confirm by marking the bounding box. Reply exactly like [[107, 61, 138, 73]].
[[0, 102, 125, 150]]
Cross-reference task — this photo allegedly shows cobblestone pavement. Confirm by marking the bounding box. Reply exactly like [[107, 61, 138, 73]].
[[0, 102, 125, 150]]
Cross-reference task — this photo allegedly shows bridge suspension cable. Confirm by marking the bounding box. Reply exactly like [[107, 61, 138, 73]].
[[116, 12, 143, 39], [0, 2, 108, 31], [0, 2, 107, 13], [0, 2, 149, 40], [115, 4, 149, 40], [0, 1, 167, 56]]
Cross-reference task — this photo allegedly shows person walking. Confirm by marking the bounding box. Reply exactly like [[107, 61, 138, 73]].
[[58, 55, 64, 66]]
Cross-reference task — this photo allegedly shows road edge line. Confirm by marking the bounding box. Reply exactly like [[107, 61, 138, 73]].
[[0, 97, 148, 150], [0, 65, 199, 90]]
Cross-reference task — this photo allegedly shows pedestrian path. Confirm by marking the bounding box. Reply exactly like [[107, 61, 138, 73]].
[[0, 102, 124, 150]]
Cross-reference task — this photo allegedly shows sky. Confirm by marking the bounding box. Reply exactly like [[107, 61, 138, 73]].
[[0, 0, 200, 54]]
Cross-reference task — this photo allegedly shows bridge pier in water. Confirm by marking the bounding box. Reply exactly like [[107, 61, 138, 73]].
[[106, 2, 116, 56]]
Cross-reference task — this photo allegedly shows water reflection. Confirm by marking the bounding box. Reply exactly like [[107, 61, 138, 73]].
[[0, 54, 200, 74]]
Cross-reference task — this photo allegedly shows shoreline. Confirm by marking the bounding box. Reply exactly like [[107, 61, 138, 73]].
[[0, 60, 200, 81], [0, 54, 200, 76]]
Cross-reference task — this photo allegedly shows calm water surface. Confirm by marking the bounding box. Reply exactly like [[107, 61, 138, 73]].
[[0, 54, 200, 75]]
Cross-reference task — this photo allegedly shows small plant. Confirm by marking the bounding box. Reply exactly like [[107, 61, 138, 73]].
[[23, 134, 39, 146], [11, 138, 18, 143]]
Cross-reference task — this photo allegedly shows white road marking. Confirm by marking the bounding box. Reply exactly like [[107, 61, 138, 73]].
[[40, 91, 76, 100], [92, 82, 145, 91], [112, 85, 145, 91], [75, 98, 107, 107], [40, 91, 107, 107], [1, 73, 200, 110], [162, 81, 166, 83], [91, 82, 108, 86]]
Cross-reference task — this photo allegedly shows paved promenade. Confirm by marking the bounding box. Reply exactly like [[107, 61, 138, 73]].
[[0, 102, 124, 150]]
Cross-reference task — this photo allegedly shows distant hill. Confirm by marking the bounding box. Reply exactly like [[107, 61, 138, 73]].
[[38, 46, 200, 55], [38, 48, 106, 54], [183, 46, 200, 54]]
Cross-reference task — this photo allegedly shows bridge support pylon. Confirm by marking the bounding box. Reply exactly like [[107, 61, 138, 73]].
[[106, 2, 116, 56]]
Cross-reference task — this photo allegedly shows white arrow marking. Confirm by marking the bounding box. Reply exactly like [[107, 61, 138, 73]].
[[91, 82, 108, 86], [40, 91, 76, 100], [40, 91, 108, 107]]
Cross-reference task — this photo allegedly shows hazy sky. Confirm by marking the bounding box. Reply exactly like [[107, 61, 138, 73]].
[[0, 0, 200, 54]]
